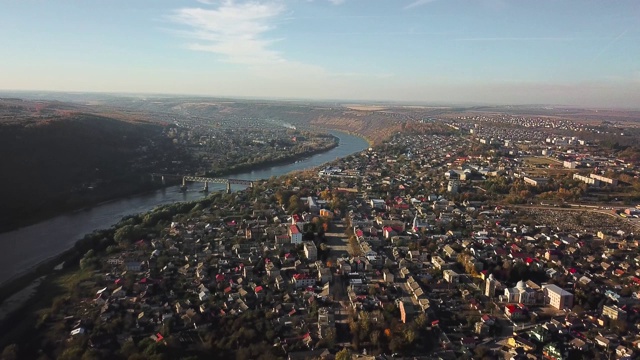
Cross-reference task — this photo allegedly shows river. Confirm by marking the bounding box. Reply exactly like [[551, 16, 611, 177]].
[[0, 131, 369, 285]]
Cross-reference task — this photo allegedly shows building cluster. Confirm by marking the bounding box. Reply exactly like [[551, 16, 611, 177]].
[[47, 127, 640, 360], [303, 133, 640, 359], [163, 125, 337, 176], [451, 114, 597, 132], [444, 116, 638, 184]]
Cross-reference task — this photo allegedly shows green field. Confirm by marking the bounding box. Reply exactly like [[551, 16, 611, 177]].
[[522, 156, 562, 166]]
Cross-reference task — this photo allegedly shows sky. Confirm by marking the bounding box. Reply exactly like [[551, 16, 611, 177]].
[[1, 0, 639, 108]]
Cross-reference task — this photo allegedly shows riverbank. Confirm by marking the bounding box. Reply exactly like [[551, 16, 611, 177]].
[[0, 131, 370, 358], [0, 180, 165, 234], [311, 126, 374, 147], [206, 134, 339, 177], [0, 223, 114, 303], [0, 130, 367, 311], [0, 196, 211, 352], [0, 226, 120, 351], [0, 135, 338, 235], [0, 277, 43, 323]]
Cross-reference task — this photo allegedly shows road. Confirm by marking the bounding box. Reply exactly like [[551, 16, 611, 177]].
[[325, 221, 350, 302], [325, 222, 349, 258], [324, 220, 353, 344]]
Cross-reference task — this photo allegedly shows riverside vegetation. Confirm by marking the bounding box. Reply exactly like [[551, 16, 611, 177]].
[[0, 98, 337, 232]]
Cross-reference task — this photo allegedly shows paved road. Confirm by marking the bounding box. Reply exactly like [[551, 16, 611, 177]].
[[325, 222, 349, 258], [325, 221, 350, 302], [324, 221, 353, 326]]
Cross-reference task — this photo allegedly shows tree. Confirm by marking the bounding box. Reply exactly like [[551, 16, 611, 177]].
[[119, 340, 138, 358], [81, 349, 101, 360], [335, 348, 351, 360], [58, 347, 84, 360], [370, 330, 381, 349], [611, 319, 629, 335], [620, 286, 632, 297], [404, 329, 416, 344], [389, 336, 404, 353], [79, 249, 98, 270], [324, 327, 337, 349], [414, 313, 428, 330], [128, 355, 148, 360], [288, 195, 300, 214], [143, 208, 173, 227], [236, 348, 251, 360], [319, 189, 332, 200], [474, 345, 490, 359], [348, 317, 360, 335], [274, 190, 287, 206], [114, 224, 139, 244], [138, 338, 159, 357], [1, 344, 18, 360]]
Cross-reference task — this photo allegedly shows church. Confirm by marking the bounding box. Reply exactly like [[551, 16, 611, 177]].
[[503, 280, 537, 305]]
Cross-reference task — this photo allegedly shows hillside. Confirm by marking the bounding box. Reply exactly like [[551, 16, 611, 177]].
[[0, 105, 186, 231]]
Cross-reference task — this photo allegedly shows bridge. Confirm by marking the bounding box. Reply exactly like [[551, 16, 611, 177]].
[[150, 174, 253, 193]]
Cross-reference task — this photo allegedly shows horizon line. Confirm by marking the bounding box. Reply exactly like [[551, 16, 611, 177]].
[[0, 88, 639, 111]]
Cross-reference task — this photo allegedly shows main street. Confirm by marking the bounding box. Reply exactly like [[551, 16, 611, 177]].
[[325, 221, 349, 258], [324, 220, 353, 347]]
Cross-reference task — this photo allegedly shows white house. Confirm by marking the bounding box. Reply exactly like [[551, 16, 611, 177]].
[[291, 273, 315, 288], [289, 224, 302, 244]]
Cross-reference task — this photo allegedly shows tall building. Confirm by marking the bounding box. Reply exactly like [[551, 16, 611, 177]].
[[447, 180, 459, 194], [303, 241, 317, 261], [542, 284, 574, 310], [485, 274, 498, 297]]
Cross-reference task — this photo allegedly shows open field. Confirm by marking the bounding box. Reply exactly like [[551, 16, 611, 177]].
[[522, 156, 562, 166], [342, 105, 388, 111], [521, 168, 577, 177], [515, 206, 640, 233]]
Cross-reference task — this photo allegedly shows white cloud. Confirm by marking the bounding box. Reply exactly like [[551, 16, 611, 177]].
[[165, 0, 402, 98], [454, 37, 576, 42], [404, 0, 438, 10], [169, 0, 287, 65], [328, 0, 346, 4]]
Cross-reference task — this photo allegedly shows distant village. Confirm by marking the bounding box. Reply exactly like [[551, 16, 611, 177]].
[[160, 125, 338, 177]]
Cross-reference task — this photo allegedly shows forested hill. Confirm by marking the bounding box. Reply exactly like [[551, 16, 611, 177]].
[[0, 112, 184, 231]]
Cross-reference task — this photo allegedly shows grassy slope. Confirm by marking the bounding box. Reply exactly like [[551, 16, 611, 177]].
[[0, 114, 167, 231]]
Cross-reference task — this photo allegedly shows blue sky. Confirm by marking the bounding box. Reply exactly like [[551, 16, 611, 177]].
[[1, 0, 639, 107]]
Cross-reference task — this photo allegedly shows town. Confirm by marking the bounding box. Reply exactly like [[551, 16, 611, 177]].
[[2, 111, 640, 360], [3, 0, 639, 358]]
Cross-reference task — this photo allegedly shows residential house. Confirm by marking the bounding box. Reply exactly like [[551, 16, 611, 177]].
[[602, 304, 627, 320], [443, 270, 460, 284], [291, 273, 315, 289], [289, 225, 302, 245], [303, 241, 317, 261]]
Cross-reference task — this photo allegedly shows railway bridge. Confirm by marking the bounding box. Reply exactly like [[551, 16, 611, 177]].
[[150, 174, 253, 193]]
